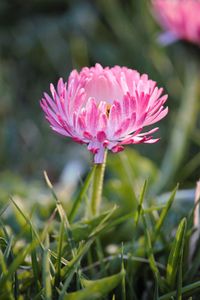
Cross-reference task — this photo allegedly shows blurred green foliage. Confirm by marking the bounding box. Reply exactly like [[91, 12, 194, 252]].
[[0, 0, 199, 187]]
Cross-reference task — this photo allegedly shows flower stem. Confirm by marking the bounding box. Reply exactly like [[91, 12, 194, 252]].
[[90, 149, 107, 216]]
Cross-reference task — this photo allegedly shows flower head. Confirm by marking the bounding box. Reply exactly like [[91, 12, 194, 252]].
[[152, 0, 200, 46], [40, 64, 168, 163]]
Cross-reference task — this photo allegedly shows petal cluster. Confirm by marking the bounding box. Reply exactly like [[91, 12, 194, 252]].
[[152, 0, 200, 46], [41, 64, 168, 163]]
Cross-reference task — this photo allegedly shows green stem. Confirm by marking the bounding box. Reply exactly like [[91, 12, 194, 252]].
[[90, 150, 107, 216]]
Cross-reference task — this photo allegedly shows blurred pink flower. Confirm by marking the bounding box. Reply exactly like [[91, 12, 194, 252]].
[[40, 64, 168, 163], [152, 0, 200, 46]]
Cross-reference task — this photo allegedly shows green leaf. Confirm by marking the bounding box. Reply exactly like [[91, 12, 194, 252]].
[[166, 218, 187, 289], [71, 208, 118, 242], [64, 270, 125, 300]]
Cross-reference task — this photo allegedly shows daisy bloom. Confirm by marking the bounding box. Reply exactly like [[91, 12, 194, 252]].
[[152, 0, 200, 46], [40, 64, 168, 164]]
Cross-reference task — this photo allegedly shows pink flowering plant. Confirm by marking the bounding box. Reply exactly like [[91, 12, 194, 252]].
[[152, 0, 200, 46], [151, 0, 200, 194], [41, 64, 168, 214]]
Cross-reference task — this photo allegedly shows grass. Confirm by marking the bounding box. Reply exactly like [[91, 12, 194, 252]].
[[0, 159, 200, 299]]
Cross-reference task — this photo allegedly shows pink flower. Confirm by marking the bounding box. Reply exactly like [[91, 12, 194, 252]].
[[152, 0, 200, 46], [40, 64, 168, 163]]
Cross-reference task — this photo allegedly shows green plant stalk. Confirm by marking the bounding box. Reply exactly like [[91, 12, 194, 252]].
[[90, 149, 107, 216]]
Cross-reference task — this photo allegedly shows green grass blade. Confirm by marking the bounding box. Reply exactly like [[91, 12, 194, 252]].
[[54, 219, 65, 291], [176, 241, 183, 300], [153, 280, 159, 300], [0, 221, 19, 300], [88, 205, 117, 239], [166, 218, 187, 289], [42, 235, 52, 300], [0, 238, 39, 291], [121, 244, 126, 300], [154, 184, 179, 239], [31, 229, 41, 293], [3, 235, 13, 261], [0, 249, 14, 300], [135, 180, 147, 226], [69, 166, 95, 222], [0, 202, 10, 218], [32, 289, 44, 300], [141, 212, 165, 290], [44, 171, 77, 257], [55, 197, 83, 289], [159, 280, 200, 300], [10, 197, 45, 250], [59, 206, 117, 299], [49, 250, 68, 266], [95, 237, 107, 276]]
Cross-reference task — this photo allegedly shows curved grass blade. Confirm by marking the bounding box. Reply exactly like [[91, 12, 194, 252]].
[[166, 218, 187, 289], [154, 184, 179, 240]]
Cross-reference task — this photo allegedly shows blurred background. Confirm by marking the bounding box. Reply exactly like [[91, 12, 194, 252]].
[[0, 0, 199, 206]]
